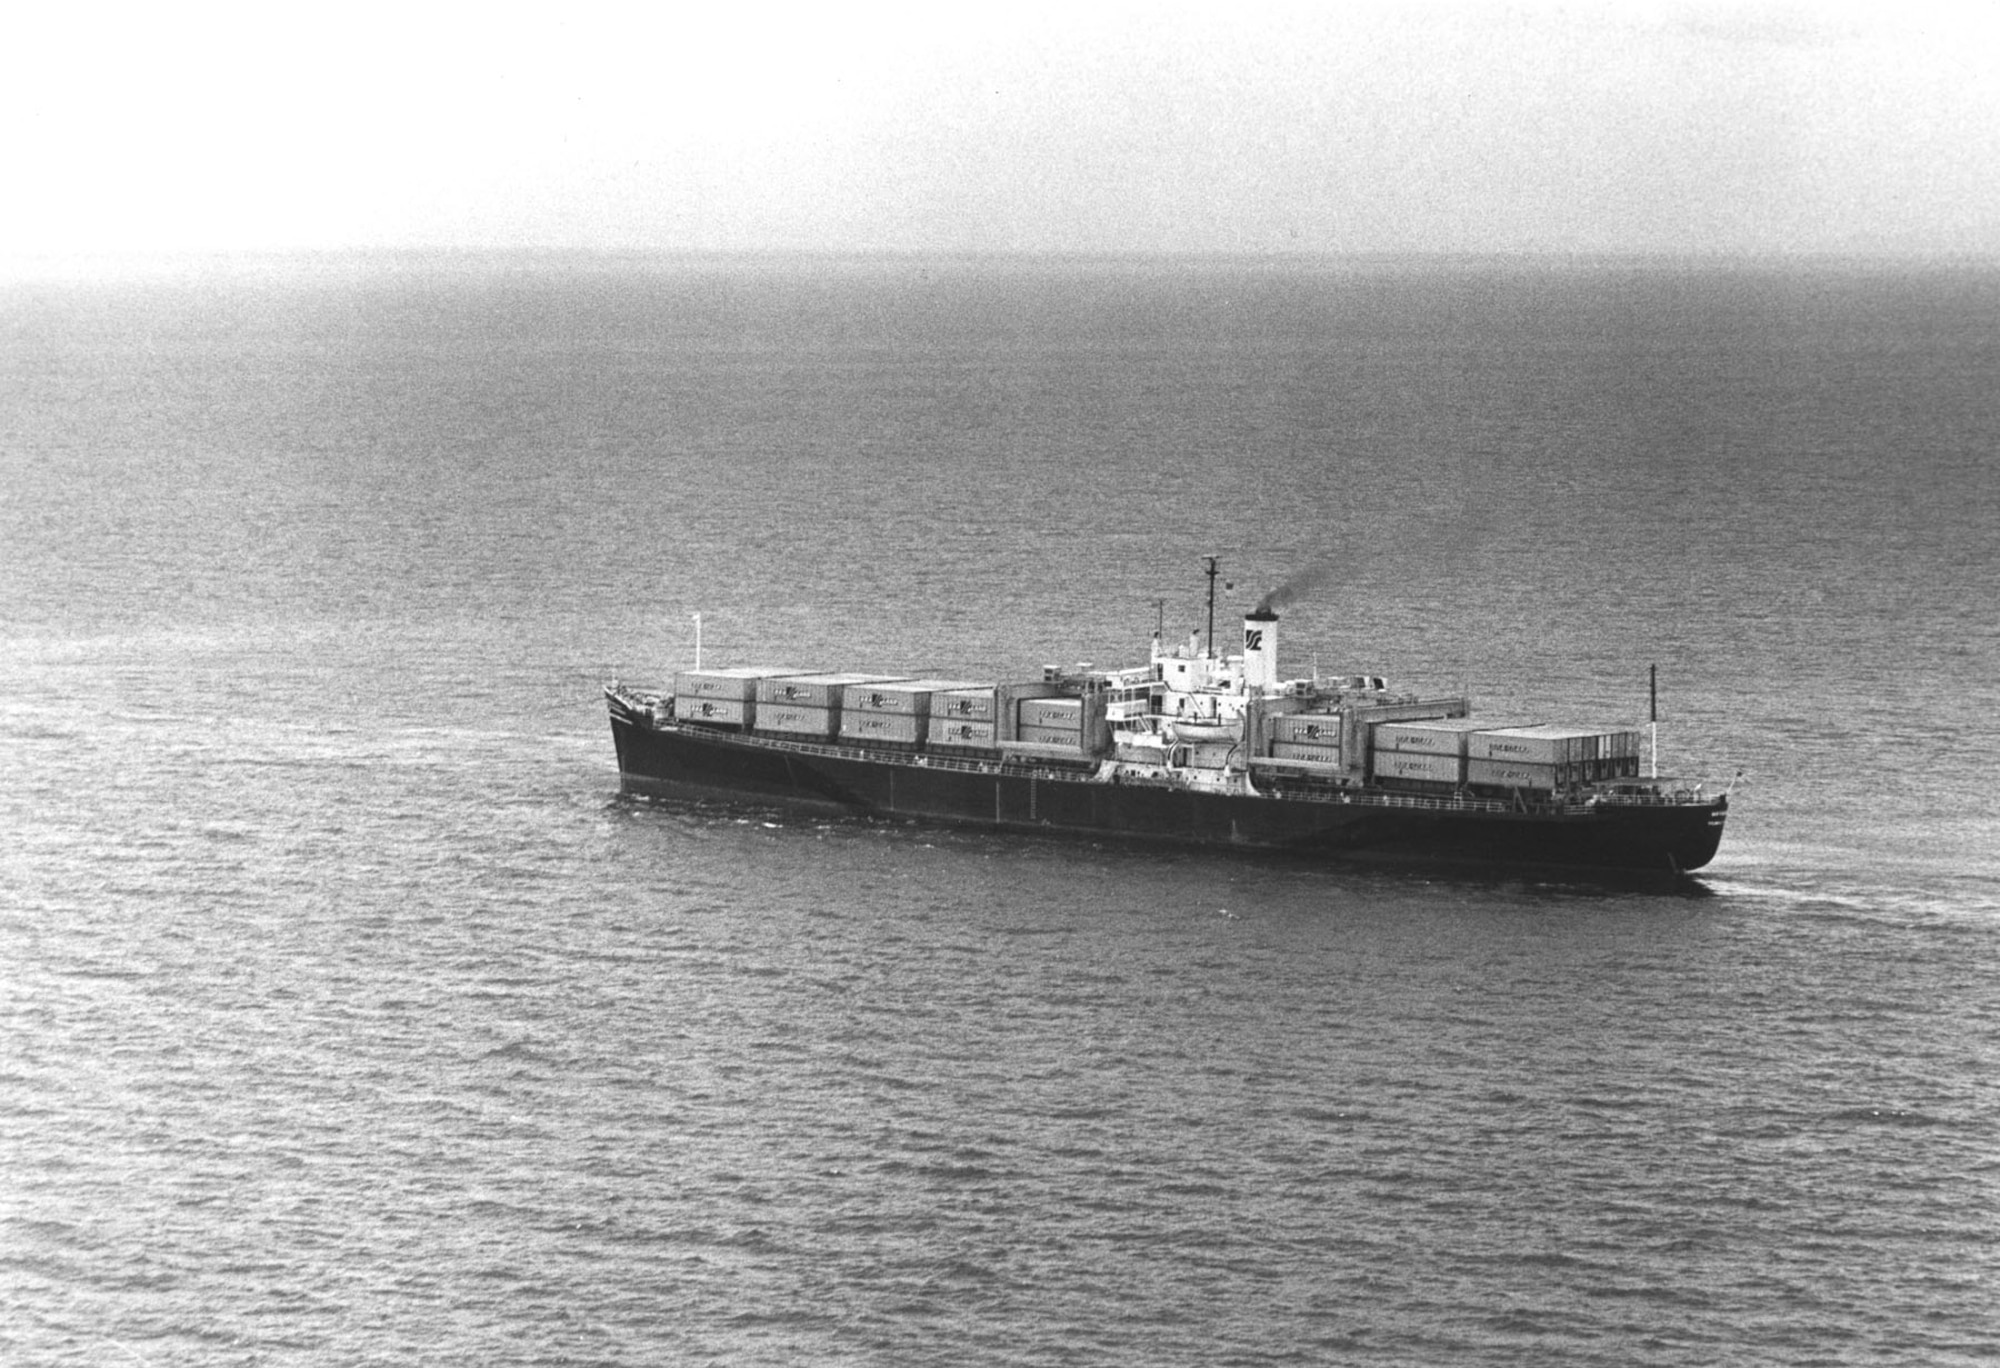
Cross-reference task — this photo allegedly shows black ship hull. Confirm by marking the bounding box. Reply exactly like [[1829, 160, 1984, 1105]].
[[609, 712, 1728, 875]]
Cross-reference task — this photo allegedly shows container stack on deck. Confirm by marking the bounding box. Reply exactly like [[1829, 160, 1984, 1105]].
[[670, 659, 1641, 798], [1016, 697, 1086, 749], [927, 686, 1000, 752], [994, 681, 1110, 759], [673, 666, 801, 729], [1361, 718, 1643, 794], [835, 680, 993, 749], [754, 673, 908, 741], [1370, 717, 1509, 790], [1267, 712, 1343, 767], [1464, 725, 1642, 791]]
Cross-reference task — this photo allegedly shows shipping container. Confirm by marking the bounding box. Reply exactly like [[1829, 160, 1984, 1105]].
[[757, 673, 909, 709], [755, 704, 838, 739], [674, 697, 750, 726], [1466, 757, 1583, 790], [929, 719, 998, 749], [1184, 743, 1236, 770], [1372, 749, 1464, 785], [1468, 724, 1611, 766], [1018, 697, 1084, 731], [1373, 717, 1513, 757], [674, 666, 803, 701], [1343, 699, 1471, 766], [842, 682, 930, 716], [840, 679, 991, 717], [1269, 740, 1343, 765], [1270, 712, 1342, 745], [932, 687, 999, 723], [994, 682, 1067, 739], [838, 711, 923, 745], [1016, 723, 1086, 749]]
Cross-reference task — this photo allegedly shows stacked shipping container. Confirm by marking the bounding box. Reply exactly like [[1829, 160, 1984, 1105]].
[[672, 666, 802, 728], [1367, 719, 1647, 791], [928, 686, 1000, 751], [753, 673, 909, 740], [1371, 717, 1515, 788], [1373, 717, 1509, 757], [1372, 749, 1463, 785], [1016, 696, 1085, 748], [836, 680, 992, 748], [672, 665, 1637, 791], [1266, 711, 1342, 766], [997, 686, 1110, 756], [1464, 724, 1643, 789]]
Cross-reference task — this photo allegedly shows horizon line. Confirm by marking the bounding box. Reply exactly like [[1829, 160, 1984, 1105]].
[[7, 244, 2000, 283]]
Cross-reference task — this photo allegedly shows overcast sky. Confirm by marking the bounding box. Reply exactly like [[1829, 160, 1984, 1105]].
[[6, 1, 1996, 260]]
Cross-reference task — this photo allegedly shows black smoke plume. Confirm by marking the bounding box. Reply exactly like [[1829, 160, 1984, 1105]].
[[1255, 560, 1341, 615]]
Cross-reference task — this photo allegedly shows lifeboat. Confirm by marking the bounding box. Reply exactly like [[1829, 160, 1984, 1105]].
[[1166, 719, 1237, 744]]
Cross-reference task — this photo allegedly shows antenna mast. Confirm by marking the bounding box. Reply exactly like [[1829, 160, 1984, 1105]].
[[1649, 663, 1659, 779], [1202, 555, 1220, 658]]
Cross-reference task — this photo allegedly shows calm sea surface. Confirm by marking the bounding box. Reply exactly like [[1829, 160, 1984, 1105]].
[[3, 256, 1996, 1365]]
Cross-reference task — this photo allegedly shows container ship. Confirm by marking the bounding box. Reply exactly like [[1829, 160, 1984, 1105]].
[[604, 571, 1728, 874]]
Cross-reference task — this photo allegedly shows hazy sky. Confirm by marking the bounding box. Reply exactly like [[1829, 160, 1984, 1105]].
[[7, 1, 1996, 259]]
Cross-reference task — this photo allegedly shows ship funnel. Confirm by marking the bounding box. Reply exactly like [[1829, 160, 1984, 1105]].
[[1243, 609, 1279, 691]]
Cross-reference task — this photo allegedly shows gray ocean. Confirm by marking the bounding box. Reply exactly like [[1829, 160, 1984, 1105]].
[[3, 255, 1996, 1365]]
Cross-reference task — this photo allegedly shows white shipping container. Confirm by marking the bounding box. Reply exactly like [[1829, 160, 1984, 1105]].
[[1018, 698, 1084, 731], [1466, 757, 1563, 789], [843, 682, 929, 716], [839, 712, 922, 744], [1016, 723, 1085, 748], [674, 696, 750, 725], [930, 719, 998, 748], [1468, 725, 1604, 766], [1373, 717, 1504, 756], [756, 704, 838, 738], [932, 688, 999, 722], [1271, 713, 1342, 745], [1374, 750, 1463, 784], [759, 673, 909, 708], [840, 679, 990, 716], [1269, 741, 1343, 765], [674, 666, 801, 701]]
